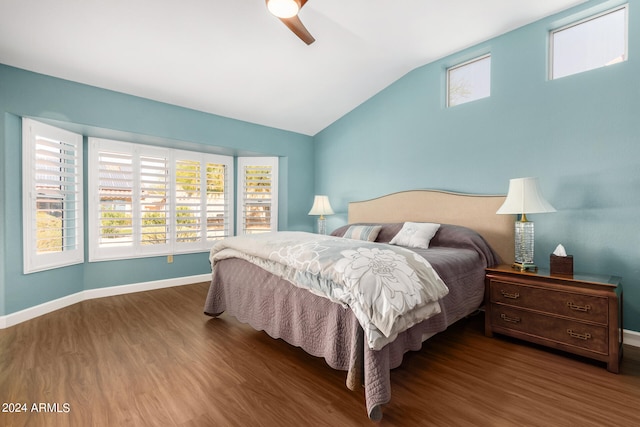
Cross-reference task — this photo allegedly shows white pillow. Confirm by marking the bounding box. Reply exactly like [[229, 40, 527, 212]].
[[389, 222, 440, 249]]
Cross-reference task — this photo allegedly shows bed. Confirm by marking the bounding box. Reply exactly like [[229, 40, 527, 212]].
[[204, 190, 514, 420]]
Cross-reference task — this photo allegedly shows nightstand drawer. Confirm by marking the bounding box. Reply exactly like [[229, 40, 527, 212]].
[[489, 280, 608, 324], [491, 307, 608, 354]]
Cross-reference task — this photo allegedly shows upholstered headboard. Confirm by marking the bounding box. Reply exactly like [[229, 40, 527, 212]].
[[348, 190, 514, 264]]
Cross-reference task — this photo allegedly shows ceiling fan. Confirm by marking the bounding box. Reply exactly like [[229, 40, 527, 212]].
[[266, 0, 315, 45]]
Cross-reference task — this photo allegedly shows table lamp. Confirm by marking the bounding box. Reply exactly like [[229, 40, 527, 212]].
[[308, 195, 334, 235], [497, 177, 556, 271]]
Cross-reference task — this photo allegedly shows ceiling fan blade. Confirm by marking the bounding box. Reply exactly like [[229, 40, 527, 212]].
[[280, 14, 315, 45]]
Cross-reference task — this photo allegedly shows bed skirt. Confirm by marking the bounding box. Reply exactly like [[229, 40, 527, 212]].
[[204, 257, 484, 420]]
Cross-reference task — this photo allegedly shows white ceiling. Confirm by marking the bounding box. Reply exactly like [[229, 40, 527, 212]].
[[0, 0, 585, 136]]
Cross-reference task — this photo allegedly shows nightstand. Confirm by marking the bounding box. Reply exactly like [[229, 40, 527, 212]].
[[485, 265, 623, 373]]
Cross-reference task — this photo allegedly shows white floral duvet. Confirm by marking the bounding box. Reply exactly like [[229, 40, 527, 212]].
[[209, 231, 449, 350]]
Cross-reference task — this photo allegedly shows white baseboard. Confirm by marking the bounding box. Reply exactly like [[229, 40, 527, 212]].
[[0, 274, 211, 329], [624, 329, 640, 348]]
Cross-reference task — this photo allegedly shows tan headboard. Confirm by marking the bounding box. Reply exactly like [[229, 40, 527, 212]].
[[348, 190, 514, 265]]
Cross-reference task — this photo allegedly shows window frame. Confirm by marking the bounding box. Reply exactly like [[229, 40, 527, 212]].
[[446, 54, 492, 108], [549, 5, 628, 80], [22, 118, 84, 274]]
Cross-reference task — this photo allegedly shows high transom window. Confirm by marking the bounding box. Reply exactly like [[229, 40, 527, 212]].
[[447, 54, 491, 107], [550, 5, 628, 80]]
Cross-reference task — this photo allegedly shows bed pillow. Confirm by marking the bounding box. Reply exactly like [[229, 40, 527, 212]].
[[342, 225, 382, 242], [331, 223, 403, 242], [389, 222, 440, 249]]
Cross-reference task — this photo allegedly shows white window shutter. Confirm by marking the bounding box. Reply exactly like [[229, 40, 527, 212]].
[[89, 139, 172, 260], [23, 119, 84, 273], [204, 161, 232, 241], [89, 141, 232, 261], [174, 152, 233, 251], [237, 157, 278, 235], [94, 145, 135, 254], [137, 148, 170, 254]]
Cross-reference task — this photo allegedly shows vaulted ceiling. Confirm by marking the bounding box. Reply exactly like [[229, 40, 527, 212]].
[[0, 0, 586, 135]]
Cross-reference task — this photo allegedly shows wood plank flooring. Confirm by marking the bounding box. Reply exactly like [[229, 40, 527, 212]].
[[1, 282, 639, 426]]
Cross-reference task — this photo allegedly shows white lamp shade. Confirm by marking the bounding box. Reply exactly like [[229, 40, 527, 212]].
[[497, 177, 556, 215], [267, 0, 300, 18], [308, 195, 334, 216]]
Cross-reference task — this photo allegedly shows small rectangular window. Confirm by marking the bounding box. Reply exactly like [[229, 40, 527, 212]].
[[551, 6, 627, 80], [447, 54, 491, 107]]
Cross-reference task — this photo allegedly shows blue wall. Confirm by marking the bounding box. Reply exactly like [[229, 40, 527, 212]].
[[2, 0, 640, 335], [0, 64, 315, 316], [314, 0, 640, 332]]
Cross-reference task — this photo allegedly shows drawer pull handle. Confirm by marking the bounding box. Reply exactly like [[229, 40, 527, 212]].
[[500, 313, 521, 323], [567, 302, 591, 312], [500, 290, 520, 299], [567, 329, 591, 340]]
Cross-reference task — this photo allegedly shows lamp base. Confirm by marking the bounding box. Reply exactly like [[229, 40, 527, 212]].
[[317, 217, 327, 235], [512, 262, 537, 272], [513, 219, 536, 272]]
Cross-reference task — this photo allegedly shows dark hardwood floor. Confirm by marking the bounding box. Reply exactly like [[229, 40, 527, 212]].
[[1, 282, 639, 426]]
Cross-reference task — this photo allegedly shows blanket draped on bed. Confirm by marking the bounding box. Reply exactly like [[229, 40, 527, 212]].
[[209, 231, 449, 350]]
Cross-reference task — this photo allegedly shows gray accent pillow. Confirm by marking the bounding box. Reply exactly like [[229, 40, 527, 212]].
[[343, 225, 382, 242]]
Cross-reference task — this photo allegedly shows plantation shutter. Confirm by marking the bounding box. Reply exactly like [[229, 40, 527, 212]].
[[205, 161, 232, 240], [88, 141, 233, 261], [95, 147, 134, 251], [174, 151, 233, 250], [89, 139, 171, 260], [22, 119, 84, 273], [175, 157, 203, 244], [139, 153, 170, 247], [237, 157, 278, 235]]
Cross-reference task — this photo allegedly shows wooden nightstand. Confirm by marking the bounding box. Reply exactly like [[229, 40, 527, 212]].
[[485, 265, 623, 373]]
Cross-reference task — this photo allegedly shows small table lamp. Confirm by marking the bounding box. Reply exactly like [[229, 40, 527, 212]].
[[497, 177, 556, 271], [308, 195, 334, 235]]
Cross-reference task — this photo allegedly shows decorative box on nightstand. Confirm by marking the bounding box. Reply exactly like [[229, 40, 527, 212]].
[[485, 265, 623, 373]]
